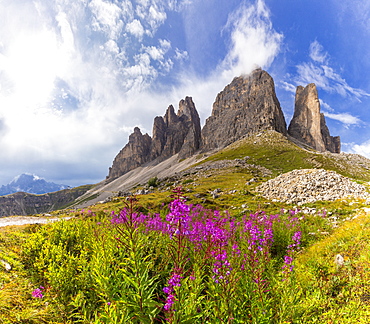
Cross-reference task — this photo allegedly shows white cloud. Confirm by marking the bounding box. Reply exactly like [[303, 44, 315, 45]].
[[56, 11, 75, 58], [89, 0, 124, 40], [345, 140, 370, 158], [335, 0, 370, 33], [309, 40, 327, 63], [221, 0, 283, 79], [1, 30, 63, 107], [320, 100, 361, 128], [167, 0, 192, 11], [281, 81, 296, 93], [145, 39, 171, 61], [321, 65, 370, 99], [296, 62, 329, 89], [323, 112, 361, 126], [126, 19, 145, 39], [319, 99, 334, 112], [149, 4, 167, 27], [296, 41, 370, 100], [174, 48, 188, 61], [103, 39, 120, 54], [136, 1, 167, 36]]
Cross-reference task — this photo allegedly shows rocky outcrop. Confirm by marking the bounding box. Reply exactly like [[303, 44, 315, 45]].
[[108, 69, 341, 181], [288, 84, 340, 153], [151, 97, 201, 161], [201, 68, 287, 150], [107, 97, 201, 180], [177, 97, 202, 159], [320, 114, 341, 153], [108, 127, 152, 179]]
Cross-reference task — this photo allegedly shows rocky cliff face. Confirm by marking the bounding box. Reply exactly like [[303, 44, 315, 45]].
[[108, 97, 201, 180], [201, 68, 287, 150], [108, 69, 341, 181], [320, 113, 341, 153], [108, 127, 152, 179], [288, 84, 340, 153], [177, 97, 202, 159], [151, 96, 201, 161]]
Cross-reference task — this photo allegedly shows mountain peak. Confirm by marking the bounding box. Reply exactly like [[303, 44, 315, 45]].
[[10, 173, 41, 184], [288, 83, 340, 153], [107, 69, 340, 181], [0, 174, 69, 196]]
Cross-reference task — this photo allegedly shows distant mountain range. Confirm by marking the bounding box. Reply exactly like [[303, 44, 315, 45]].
[[0, 174, 70, 196]]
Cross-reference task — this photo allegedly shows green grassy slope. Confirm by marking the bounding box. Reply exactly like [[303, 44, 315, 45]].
[[198, 130, 370, 181], [0, 131, 370, 322]]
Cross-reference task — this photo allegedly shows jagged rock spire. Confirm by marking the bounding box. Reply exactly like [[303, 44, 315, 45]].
[[107, 97, 201, 180], [201, 68, 287, 150], [288, 83, 340, 153], [107, 127, 152, 179], [108, 69, 341, 181]]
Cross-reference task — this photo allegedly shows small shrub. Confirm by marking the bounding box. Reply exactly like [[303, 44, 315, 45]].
[[148, 177, 158, 187], [182, 179, 194, 184]]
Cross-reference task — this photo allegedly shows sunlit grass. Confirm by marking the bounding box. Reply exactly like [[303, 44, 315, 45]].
[[294, 210, 370, 323], [1, 130, 370, 322]]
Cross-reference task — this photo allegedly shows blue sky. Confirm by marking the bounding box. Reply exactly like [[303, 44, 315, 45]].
[[0, 0, 369, 187]]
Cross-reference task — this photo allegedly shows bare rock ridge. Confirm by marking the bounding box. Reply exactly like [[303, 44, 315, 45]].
[[108, 127, 152, 179], [151, 96, 201, 161], [108, 96, 201, 179], [201, 68, 287, 150], [288, 83, 340, 153], [108, 69, 340, 180]]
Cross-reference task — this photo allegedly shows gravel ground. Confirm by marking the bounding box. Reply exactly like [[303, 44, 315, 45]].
[[255, 168, 369, 205]]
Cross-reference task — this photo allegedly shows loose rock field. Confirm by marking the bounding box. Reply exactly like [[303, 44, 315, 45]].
[[255, 168, 369, 205]]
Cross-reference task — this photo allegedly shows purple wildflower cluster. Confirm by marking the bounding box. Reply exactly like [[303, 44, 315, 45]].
[[111, 189, 304, 317], [212, 250, 232, 284], [32, 286, 44, 298], [163, 272, 183, 311], [282, 231, 301, 275], [239, 212, 277, 294]]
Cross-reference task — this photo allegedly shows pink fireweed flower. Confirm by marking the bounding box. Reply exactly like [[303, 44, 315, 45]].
[[287, 231, 302, 251], [282, 231, 302, 275], [163, 272, 183, 312], [292, 231, 301, 243], [212, 251, 232, 284], [164, 294, 176, 311], [168, 273, 182, 287], [32, 286, 44, 298], [283, 255, 293, 265]]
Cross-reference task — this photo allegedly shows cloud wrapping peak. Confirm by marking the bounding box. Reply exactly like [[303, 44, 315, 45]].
[[222, 0, 283, 78]]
